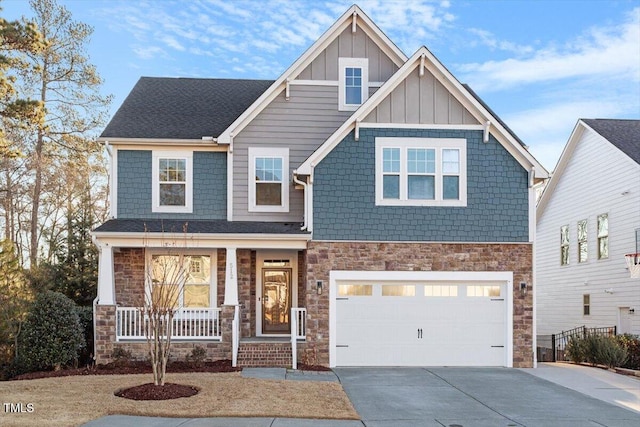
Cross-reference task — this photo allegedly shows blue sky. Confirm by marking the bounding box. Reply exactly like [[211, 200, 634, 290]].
[[3, 0, 639, 171]]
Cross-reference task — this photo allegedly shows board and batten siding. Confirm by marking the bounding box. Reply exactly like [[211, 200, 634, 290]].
[[536, 129, 640, 335], [297, 26, 398, 82], [232, 86, 353, 222], [364, 67, 479, 125]]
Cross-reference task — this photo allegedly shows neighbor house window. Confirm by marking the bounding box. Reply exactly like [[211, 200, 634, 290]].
[[375, 137, 466, 206], [148, 253, 215, 309], [248, 147, 289, 212], [338, 58, 368, 111], [152, 151, 193, 213], [583, 294, 590, 316], [578, 219, 588, 263], [597, 213, 608, 260], [560, 225, 569, 266]]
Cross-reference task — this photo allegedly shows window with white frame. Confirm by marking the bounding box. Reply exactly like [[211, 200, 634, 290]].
[[248, 147, 289, 212], [583, 294, 590, 316], [152, 151, 193, 213], [597, 213, 608, 260], [375, 138, 466, 206], [560, 225, 570, 266], [148, 253, 215, 309], [577, 219, 588, 263], [338, 58, 368, 111]]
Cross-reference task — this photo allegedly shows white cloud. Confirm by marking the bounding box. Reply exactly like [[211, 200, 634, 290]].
[[132, 45, 167, 60], [467, 28, 534, 55], [459, 8, 640, 91]]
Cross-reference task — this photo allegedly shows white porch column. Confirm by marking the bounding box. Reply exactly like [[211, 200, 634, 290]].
[[97, 243, 115, 305], [224, 247, 239, 306]]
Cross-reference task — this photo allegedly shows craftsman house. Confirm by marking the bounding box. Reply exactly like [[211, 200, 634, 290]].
[[93, 5, 548, 368], [536, 119, 640, 336]]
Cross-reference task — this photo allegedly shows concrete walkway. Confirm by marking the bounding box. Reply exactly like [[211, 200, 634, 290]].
[[522, 362, 640, 414], [82, 364, 640, 427]]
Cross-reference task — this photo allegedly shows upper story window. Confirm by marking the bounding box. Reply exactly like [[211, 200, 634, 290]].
[[375, 137, 467, 206], [338, 58, 368, 111], [577, 219, 588, 263], [597, 213, 609, 260], [248, 147, 289, 212], [152, 151, 193, 213], [560, 225, 570, 266]]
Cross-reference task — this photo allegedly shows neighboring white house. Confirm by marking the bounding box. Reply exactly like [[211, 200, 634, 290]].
[[537, 119, 640, 336]]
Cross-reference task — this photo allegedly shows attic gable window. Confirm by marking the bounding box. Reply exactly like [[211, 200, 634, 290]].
[[248, 147, 289, 213], [152, 151, 193, 213], [339, 58, 368, 111]]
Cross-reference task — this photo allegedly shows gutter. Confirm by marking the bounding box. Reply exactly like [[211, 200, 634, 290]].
[[293, 170, 308, 231]]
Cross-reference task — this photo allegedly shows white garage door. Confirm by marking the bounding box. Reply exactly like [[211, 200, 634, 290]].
[[334, 276, 510, 367]]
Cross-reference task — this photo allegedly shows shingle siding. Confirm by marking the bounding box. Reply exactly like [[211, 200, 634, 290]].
[[117, 150, 227, 219], [313, 128, 529, 242]]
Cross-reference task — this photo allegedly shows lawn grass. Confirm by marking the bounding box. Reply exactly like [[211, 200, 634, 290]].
[[0, 372, 359, 427]]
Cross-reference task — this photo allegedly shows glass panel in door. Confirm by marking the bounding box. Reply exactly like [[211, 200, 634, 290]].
[[262, 268, 291, 334]]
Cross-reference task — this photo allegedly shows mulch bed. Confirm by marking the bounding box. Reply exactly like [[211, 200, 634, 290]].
[[115, 382, 200, 400], [10, 359, 240, 381]]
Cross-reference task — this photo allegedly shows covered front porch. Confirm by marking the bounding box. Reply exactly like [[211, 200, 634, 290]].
[[92, 219, 311, 368]]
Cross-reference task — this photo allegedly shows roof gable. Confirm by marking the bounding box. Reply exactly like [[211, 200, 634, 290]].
[[297, 46, 549, 178], [100, 78, 272, 141], [537, 118, 640, 216], [216, 5, 407, 146]]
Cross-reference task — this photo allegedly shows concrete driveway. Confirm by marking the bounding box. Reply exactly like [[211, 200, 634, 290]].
[[333, 367, 640, 427]]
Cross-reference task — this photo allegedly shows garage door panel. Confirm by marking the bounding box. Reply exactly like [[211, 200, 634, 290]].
[[335, 280, 508, 367]]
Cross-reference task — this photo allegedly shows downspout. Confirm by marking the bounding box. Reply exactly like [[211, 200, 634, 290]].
[[91, 234, 100, 366], [293, 170, 308, 231]]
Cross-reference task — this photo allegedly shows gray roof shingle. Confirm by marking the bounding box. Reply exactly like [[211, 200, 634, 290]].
[[93, 219, 309, 235], [582, 119, 640, 165], [100, 77, 273, 140]]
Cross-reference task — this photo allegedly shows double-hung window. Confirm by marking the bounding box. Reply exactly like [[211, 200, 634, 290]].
[[560, 225, 570, 265], [152, 151, 193, 213], [147, 253, 215, 309], [248, 147, 289, 212], [376, 138, 466, 206], [597, 213, 608, 260], [338, 58, 368, 111], [577, 219, 588, 263]]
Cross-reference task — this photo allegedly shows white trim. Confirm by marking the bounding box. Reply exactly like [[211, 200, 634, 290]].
[[338, 57, 369, 111], [92, 233, 309, 250], [290, 79, 338, 87], [151, 150, 193, 213], [110, 147, 118, 218], [329, 270, 513, 368], [216, 5, 407, 145], [227, 151, 234, 221], [224, 247, 238, 306], [360, 123, 484, 131], [248, 147, 290, 213], [298, 46, 549, 180], [375, 137, 467, 207], [256, 250, 299, 336], [145, 249, 218, 309], [96, 243, 115, 305], [99, 137, 226, 146]]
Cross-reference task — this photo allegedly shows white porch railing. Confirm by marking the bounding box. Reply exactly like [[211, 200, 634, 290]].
[[116, 307, 222, 341], [232, 305, 240, 367], [291, 307, 307, 369]]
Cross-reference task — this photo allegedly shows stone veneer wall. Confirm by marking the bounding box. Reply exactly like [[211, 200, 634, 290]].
[[304, 241, 534, 368]]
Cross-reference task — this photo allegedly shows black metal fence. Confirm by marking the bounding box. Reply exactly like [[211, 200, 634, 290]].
[[537, 325, 617, 362]]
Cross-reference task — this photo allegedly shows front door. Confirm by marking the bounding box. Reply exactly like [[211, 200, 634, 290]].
[[262, 268, 291, 334]]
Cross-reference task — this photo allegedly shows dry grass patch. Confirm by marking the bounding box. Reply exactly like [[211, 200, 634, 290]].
[[0, 372, 359, 427]]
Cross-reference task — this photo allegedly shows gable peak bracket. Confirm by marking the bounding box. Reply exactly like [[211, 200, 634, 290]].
[[355, 119, 362, 141], [419, 54, 426, 77], [483, 120, 491, 143], [528, 167, 535, 188], [285, 79, 290, 101], [352, 11, 357, 33]]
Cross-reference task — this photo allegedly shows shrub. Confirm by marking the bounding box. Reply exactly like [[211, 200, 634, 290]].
[[187, 345, 207, 367], [616, 334, 640, 370], [15, 291, 85, 372], [567, 334, 627, 368], [76, 306, 94, 366], [111, 347, 132, 365]]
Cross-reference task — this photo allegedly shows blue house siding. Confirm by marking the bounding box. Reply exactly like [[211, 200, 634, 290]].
[[313, 128, 529, 242], [117, 150, 227, 220]]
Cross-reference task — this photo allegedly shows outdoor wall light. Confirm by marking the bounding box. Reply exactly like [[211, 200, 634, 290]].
[[316, 280, 323, 295], [629, 308, 635, 314], [520, 282, 527, 296]]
